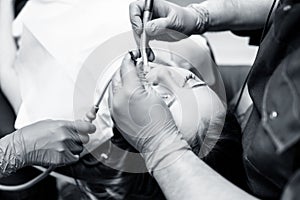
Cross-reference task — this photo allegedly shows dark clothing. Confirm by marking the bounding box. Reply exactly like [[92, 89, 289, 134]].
[[57, 127, 165, 200], [207, 1, 300, 199], [0, 172, 57, 200], [244, 0, 300, 199]]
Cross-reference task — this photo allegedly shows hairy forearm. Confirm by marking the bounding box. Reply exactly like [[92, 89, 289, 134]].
[[199, 0, 276, 31], [0, 0, 21, 113], [153, 150, 258, 200]]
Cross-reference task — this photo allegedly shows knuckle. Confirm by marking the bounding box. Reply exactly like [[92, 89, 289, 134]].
[[59, 133, 70, 141], [57, 146, 65, 153], [81, 135, 90, 144]]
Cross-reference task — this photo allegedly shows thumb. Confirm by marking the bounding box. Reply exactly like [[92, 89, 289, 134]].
[[145, 18, 171, 36], [120, 52, 144, 92]]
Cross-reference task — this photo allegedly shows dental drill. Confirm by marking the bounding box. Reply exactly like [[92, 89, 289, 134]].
[[84, 0, 154, 122], [0, 1, 156, 191], [140, 0, 154, 75]]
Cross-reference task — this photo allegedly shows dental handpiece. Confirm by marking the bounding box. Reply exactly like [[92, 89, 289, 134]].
[[83, 50, 143, 123], [83, 59, 121, 122], [84, 0, 154, 122], [84, 79, 112, 123], [140, 0, 154, 75]]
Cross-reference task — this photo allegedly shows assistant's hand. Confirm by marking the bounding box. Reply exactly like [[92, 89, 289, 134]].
[[20, 120, 96, 167], [17, 120, 95, 166], [0, 120, 96, 177], [130, 0, 209, 44], [110, 52, 190, 172]]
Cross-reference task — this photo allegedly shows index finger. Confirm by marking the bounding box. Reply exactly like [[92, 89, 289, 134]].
[[65, 120, 96, 134], [129, 0, 145, 36], [120, 52, 144, 92]]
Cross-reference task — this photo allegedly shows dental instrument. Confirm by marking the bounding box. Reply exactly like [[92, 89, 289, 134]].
[[140, 0, 154, 75], [85, 1, 154, 123], [84, 54, 128, 123]]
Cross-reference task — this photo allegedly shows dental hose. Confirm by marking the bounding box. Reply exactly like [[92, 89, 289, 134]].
[[140, 0, 153, 75], [0, 1, 155, 189], [0, 104, 99, 192], [0, 165, 56, 191], [0, 93, 101, 192]]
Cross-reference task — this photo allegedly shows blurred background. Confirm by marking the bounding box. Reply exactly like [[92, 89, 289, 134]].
[[168, 0, 259, 66], [14, 0, 259, 66]]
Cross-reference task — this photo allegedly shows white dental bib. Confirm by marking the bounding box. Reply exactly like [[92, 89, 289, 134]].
[[13, 0, 133, 149]]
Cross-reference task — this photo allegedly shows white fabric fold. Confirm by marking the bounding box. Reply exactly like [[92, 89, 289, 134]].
[[13, 0, 133, 150]]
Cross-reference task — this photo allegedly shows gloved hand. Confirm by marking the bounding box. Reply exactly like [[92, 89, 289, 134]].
[[130, 0, 209, 44], [0, 120, 96, 177], [110, 52, 190, 172]]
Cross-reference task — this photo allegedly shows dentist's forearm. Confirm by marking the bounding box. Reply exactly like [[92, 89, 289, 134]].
[[0, 0, 21, 113], [153, 150, 257, 200], [198, 0, 276, 31]]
